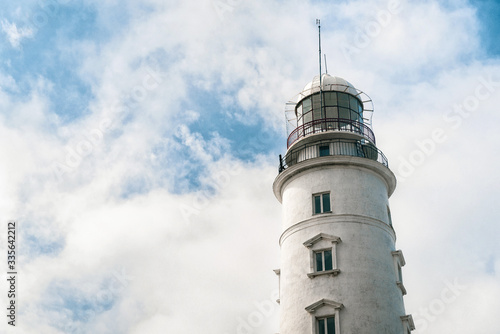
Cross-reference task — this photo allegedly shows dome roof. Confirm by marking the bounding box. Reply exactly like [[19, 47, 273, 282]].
[[298, 73, 359, 101]]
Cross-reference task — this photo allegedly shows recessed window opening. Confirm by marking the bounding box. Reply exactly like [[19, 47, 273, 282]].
[[317, 316, 336, 334], [319, 145, 330, 157], [387, 206, 393, 226], [392, 250, 407, 295], [314, 193, 331, 214], [304, 234, 341, 278], [315, 249, 333, 272]]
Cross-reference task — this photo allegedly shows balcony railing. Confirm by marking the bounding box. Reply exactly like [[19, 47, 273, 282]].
[[287, 118, 375, 148], [278, 139, 388, 173]]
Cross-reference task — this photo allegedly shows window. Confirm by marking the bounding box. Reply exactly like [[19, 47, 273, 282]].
[[319, 145, 330, 157], [313, 193, 331, 214], [401, 315, 415, 333], [387, 206, 393, 227], [304, 233, 341, 278], [392, 250, 407, 295], [313, 107, 322, 122], [338, 107, 350, 120], [306, 299, 343, 334], [303, 97, 312, 112], [324, 91, 337, 106], [315, 250, 333, 272], [273, 269, 281, 304], [304, 110, 313, 124], [349, 95, 359, 111], [397, 264, 403, 282], [317, 316, 336, 334], [338, 93, 349, 108], [312, 93, 321, 112], [325, 107, 338, 119]]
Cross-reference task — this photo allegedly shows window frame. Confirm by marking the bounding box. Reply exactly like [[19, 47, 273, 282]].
[[304, 233, 341, 278], [387, 205, 393, 227], [319, 145, 330, 157], [313, 192, 331, 215], [314, 248, 334, 272], [400, 315, 415, 333], [392, 250, 407, 295], [273, 269, 281, 304], [306, 299, 343, 334], [317, 316, 336, 334]]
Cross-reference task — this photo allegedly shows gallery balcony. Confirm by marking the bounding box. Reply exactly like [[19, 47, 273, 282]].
[[287, 118, 375, 148], [278, 138, 388, 174]]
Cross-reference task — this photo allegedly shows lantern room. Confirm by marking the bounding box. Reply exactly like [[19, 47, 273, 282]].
[[285, 74, 375, 148]]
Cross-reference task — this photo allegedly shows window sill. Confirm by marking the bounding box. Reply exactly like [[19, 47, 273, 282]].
[[307, 269, 341, 278], [313, 211, 332, 216], [397, 281, 407, 295]]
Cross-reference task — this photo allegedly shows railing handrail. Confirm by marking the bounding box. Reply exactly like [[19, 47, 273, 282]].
[[287, 118, 375, 148], [278, 139, 388, 173]]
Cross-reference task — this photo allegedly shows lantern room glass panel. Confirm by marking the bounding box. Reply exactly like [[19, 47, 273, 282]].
[[324, 91, 337, 106], [338, 93, 349, 108], [303, 97, 312, 113], [325, 107, 337, 119], [304, 110, 312, 124]]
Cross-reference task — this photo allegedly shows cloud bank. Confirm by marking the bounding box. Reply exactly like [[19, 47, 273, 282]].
[[0, 0, 498, 333]]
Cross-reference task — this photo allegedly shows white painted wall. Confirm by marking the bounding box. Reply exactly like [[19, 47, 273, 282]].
[[274, 156, 408, 334]]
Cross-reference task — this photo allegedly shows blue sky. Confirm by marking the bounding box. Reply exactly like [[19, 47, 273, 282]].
[[0, 0, 500, 333], [473, 0, 500, 56]]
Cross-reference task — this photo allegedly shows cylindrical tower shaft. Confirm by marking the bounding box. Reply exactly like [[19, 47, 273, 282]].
[[273, 74, 414, 334]]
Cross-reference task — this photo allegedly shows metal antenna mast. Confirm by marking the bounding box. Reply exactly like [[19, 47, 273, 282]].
[[316, 19, 324, 119]]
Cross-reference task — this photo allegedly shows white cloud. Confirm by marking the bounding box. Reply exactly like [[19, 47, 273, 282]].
[[0, 0, 499, 333], [1, 20, 33, 48]]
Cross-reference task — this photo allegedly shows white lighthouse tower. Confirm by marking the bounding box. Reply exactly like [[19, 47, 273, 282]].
[[273, 73, 415, 334]]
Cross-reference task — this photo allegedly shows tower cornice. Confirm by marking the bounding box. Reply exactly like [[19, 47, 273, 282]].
[[279, 213, 396, 246], [273, 155, 397, 203]]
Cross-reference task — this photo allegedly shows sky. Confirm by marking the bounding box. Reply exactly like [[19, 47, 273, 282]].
[[0, 0, 499, 333]]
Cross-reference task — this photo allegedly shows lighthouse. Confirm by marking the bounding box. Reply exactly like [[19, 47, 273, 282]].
[[273, 73, 415, 334]]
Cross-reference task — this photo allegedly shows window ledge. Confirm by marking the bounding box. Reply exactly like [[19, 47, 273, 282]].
[[397, 281, 407, 295], [313, 211, 332, 216], [307, 269, 341, 278]]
